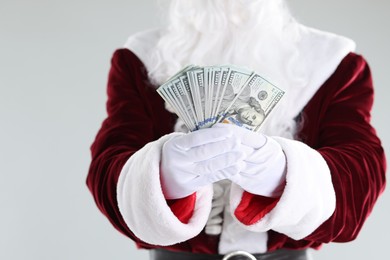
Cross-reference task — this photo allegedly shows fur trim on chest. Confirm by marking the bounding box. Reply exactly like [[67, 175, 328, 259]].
[[124, 26, 355, 119]]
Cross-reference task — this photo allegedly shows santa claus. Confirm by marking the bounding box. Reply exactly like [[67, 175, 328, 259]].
[[86, 0, 386, 259]]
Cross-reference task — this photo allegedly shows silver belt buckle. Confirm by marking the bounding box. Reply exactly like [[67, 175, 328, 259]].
[[222, 250, 257, 260]]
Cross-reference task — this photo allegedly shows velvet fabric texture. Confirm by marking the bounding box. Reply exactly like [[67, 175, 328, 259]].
[[86, 49, 386, 253]]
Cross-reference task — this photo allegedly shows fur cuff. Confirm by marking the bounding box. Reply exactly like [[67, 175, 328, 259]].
[[230, 137, 335, 240], [117, 133, 213, 245]]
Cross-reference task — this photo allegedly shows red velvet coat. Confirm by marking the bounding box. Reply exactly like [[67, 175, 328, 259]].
[[86, 48, 386, 253]]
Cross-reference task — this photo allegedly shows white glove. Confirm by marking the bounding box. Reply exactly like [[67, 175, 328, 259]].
[[161, 127, 245, 199], [213, 123, 287, 197]]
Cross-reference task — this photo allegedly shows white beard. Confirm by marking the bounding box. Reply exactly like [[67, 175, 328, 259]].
[[146, 0, 303, 138], [148, 0, 301, 84], [129, 0, 354, 139]]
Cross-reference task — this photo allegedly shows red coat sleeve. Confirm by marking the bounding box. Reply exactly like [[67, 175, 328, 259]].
[[269, 53, 386, 249], [302, 53, 386, 242], [231, 53, 386, 250], [86, 49, 197, 247]]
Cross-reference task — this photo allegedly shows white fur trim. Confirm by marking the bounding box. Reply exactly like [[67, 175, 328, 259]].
[[117, 133, 213, 245], [218, 181, 268, 254], [230, 137, 335, 240], [124, 26, 355, 119], [289, 25, 356, 117], [124, 28, 161, 66]]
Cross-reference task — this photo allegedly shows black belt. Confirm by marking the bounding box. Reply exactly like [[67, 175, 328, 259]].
[[150, 248, 309, 260]]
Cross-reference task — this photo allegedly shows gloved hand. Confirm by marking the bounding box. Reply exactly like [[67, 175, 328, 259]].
[[213, 123, 287, 197], [161, 127, 245, 199]]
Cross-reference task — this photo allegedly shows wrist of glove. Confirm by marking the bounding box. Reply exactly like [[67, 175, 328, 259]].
[[213, 124, 287, 197], [160, 127, 245, 199]]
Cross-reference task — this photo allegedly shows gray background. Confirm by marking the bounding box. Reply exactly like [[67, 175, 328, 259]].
[[0, 0, 388, 259]]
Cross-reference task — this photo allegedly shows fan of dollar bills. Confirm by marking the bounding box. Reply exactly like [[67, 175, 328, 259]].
[[157, 65, 285, 132]]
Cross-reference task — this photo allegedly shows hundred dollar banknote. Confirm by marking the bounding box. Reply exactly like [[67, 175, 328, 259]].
[[219, 73, 285, 132], [156, 65, 284, 132]]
